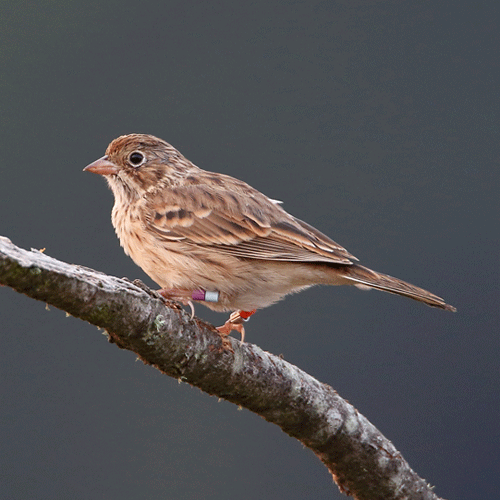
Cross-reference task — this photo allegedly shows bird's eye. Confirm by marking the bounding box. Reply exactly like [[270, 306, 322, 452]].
[[129, 151, 145, 167]]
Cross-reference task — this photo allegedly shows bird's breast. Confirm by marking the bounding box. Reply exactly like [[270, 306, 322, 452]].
[[111, 202, 147, 260], [110, 200, 214, 290]]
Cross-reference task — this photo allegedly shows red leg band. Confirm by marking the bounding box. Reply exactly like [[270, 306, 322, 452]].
[[239, 309, 257, 320]]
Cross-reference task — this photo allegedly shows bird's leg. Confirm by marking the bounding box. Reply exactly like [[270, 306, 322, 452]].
[[157, 289, 220, 319], [157, 289, 255, 345], [216, 309, 257, 343], [157, 288, 197, 317]]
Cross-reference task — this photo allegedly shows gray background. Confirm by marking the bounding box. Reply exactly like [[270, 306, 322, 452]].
[[1, 1, 498, 499]]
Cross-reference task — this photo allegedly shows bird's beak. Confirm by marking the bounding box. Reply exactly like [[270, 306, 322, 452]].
[[83, 156, 119, 176]]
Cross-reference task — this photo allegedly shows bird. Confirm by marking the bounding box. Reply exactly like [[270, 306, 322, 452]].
[[84, 133, 456, 341]]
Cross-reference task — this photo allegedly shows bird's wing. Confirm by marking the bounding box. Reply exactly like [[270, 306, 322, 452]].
[[144, 183, 357, 264]]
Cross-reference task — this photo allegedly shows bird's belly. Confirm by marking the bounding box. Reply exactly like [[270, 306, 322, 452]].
[[121, 233, 200, 290], [200, 260, 333, 312]]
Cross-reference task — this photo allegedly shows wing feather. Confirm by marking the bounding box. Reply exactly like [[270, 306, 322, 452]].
[[144, 182, 356, 264]]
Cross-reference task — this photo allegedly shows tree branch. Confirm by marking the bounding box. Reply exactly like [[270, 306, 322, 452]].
[[0, 236, 444, 500]]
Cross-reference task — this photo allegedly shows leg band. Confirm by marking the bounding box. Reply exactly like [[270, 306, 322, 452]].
[[191, 290, 219, 302]]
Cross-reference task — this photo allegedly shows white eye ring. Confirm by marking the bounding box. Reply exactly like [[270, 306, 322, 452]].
[[128, 151, 146, 167]]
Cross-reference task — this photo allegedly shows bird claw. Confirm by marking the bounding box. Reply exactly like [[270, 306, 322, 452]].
[[217, 319, 246, 344], [187, 301, 195, 319], [157, 288, 196, 318], [216, 309, 256, 343], [215, 315, 243, 353]]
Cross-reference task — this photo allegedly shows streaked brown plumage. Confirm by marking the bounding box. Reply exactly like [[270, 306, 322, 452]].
[[84, 134, 455, 339]]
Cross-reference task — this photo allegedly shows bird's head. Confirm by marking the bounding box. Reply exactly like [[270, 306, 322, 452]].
[[84, 134, 196, 200]]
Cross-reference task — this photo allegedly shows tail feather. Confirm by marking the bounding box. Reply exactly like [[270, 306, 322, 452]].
[[338, 264, 456, 312]]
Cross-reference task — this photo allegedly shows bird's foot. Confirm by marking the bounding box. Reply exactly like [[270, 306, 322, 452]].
[[216, 309, 257, 344], [158, 288, 221, 318], [157, 288, 196, 318]]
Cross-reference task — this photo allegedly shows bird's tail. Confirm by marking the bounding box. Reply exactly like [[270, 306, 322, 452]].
[[335, 264, 456, 312]]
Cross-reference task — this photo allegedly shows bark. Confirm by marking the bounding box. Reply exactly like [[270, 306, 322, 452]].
[[0, 236, 444, 500]]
